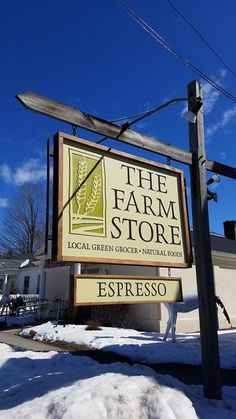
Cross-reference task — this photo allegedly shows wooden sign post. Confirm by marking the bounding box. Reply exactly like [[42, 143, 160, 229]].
[[188, 81, 221, 399]]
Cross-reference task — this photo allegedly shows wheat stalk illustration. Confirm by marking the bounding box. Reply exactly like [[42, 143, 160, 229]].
[[84, 174, 101, 216], [75, 158, 87, 214]]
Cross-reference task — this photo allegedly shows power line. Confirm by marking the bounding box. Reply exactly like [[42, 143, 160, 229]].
[[165, 0, 236, 78], [113, 0, 236, 103]]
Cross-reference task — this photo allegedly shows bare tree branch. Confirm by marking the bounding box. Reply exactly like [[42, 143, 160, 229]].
[[0, 182, 45, 255]]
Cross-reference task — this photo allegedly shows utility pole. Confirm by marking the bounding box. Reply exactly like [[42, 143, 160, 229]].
[[188, 80, 222, 399], [45, 138, 50, 257]]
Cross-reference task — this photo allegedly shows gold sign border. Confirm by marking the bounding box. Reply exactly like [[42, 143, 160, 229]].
[[52, 132, 192, 268], [73, 275, 183, 306]]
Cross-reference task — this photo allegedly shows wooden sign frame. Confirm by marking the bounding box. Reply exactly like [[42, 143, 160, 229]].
[[73, 275, 183, 306], [52, 132, 192, 267]]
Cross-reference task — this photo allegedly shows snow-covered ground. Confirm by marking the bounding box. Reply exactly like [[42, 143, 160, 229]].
[[0, 322, 235, 418], [20, 321, 236, 368]]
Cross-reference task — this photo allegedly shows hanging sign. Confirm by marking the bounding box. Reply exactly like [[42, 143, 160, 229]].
[[52, 132, 191, 267], [74, 275, 183, 305]]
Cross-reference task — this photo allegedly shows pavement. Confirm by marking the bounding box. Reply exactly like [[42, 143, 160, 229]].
[[0, 327, 66, 352]]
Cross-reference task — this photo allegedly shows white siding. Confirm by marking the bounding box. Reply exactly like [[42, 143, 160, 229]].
[[17, 267, 44, 297]]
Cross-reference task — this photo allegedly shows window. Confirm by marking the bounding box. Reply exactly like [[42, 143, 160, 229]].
[[36, 274, 40, 294], [23, 276, 30, 294]]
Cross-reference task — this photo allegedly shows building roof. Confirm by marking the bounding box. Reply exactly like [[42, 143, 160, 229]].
[[0, 256, 27, 273], [190, 231, 236, 258], [210, 234, 236, 254]]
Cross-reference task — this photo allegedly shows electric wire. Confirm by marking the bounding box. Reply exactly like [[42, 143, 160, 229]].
[[113, 0, 236, 103], [114, 0, 236, 101], [164, 0, 236, 78]]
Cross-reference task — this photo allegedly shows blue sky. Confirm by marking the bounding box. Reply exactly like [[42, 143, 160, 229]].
[[0, 0, 236, 234]]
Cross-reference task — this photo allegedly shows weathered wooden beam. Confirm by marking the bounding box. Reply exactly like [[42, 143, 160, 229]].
[[206, 159, 236, 180], [16, 92, 236, 179], [15, 92, 192, 165]]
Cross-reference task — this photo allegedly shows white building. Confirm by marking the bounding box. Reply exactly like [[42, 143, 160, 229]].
[[12, 222, 236, 333]]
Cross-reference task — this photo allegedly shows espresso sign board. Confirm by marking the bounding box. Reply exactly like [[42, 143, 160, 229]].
[[74, 275, 183, 305], [52, 132, 191, 267]]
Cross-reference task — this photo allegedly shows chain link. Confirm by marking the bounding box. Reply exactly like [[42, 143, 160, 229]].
[[72, 124, 78, 136], [166, 147, 171, 166]]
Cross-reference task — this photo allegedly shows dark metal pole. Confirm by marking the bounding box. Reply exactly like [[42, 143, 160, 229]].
[[188, 80, 222, 399], [45, 138, 50, 256]]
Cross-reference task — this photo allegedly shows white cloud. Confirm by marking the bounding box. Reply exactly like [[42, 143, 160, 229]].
[[219, 68, 227, 79], [202, 69, 227, 115], [0, 164, 12, 183], [202, 82, 220, 115], [14, 159, 46, 185], [205, 124, 218, 138], [179, 69, 236, 140], [136, 121, 147, 130], [219, 151, 227, 160], [0, 158, 46, 186], [0, 198, 8, 208], [221, 105, 236, 125], [206, 104, 236, 138]]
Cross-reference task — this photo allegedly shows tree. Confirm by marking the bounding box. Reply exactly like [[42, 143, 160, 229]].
[[0, 182, 45, 255]]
